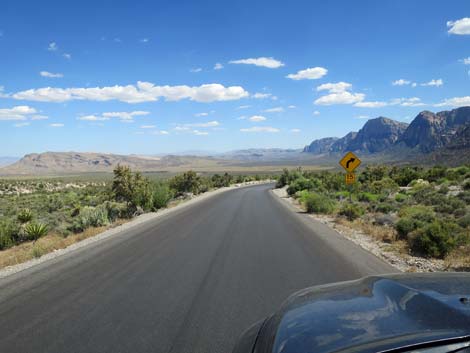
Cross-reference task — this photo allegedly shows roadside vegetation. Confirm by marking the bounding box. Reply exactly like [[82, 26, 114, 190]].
[[277, 165, 470, 268], [0, 166, 266, 267]]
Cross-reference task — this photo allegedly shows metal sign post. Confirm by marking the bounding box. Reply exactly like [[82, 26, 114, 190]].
[[340, 152, 361, 203]]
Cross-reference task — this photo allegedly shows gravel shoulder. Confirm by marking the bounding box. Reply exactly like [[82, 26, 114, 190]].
[[0, 181, 272, 279], [271, 186, 447, 273]]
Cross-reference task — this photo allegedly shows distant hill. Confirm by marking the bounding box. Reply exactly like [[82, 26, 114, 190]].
[[0, 152, 223, 175], [0, 157, 20, 167], [303, 107, 470, 164]]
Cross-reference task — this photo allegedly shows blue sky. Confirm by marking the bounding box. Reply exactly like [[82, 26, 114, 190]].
[[1, 0, 469, 156]]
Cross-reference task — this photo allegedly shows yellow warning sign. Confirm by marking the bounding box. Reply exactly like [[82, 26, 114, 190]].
[[345, 173, 356, 185], [339, 152, 361, 172]]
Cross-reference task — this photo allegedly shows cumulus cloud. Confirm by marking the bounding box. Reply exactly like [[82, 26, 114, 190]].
[[14, 122, 30, 128], [313, 110, 320, 115], [354, 101, 388, 108], [49, 123, 64, 127], [290, 128, 301, 133], [140, 125, 156, 129], [240, 126, 280, 133], [461, 57, 470, 65], [40, 71, 63, 78], [421, 79, 443, 87], [175, 121, 220, 132], [31, 115, 48, 120], [263, 107, 284, 113], [77, 111, 149, 123], [316, 82, 352, 93], [140, 38, 149, 43], [63, 53, 71, 60], [288, 105, 296, 109], [392, 79, 411, 86], [77, 115, 108, 121], [286, 67, 327, 80], [0, 105, 37, 120], [194, 112, 208, 117], [252, 92, 272, 99], [315, 91, 364, 105], [447, 18, 470, 35], [229, 57, 284, 69], [248, 115, 266, 122], [7, 81, 249, 103], [214, 63, 223, 70], [47, 42, 58, 51], [390, 97, 425, 107], [237, 105, 251, 109], [192, 130, 209, 135], [151, 130, 169, 135], [435, 96, 470, 107], [190, 68, 202, 73]]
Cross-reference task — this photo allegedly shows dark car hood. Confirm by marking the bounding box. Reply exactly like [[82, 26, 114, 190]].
[[260, 273, 470, 353]]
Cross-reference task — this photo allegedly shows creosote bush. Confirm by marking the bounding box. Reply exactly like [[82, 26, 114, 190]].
[[304, 193, 337, 214]]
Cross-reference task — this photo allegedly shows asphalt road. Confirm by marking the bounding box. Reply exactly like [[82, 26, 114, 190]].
[[0, 184, 395, 353]]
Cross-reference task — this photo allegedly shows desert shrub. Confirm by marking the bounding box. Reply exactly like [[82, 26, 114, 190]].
[[434, 196, 466, 214], [458, 214, 470, 228], [396, 205, 436, 239], [424, 166, 447, 183], [457, 191, 470, 203], [170, 171, 203, 196], [295, 190, 310, 204], [24, 222, 48, 242], [103, 201, 128, 221], [17, 208, 33, 224], [0, 220, 21, 249], [408, 219, 461, 258], [369, 178, 399, 195], [71, 206, 109, 233], [339, 203, 365, 221], [287, 177, 317, 196], [211, 173, 233, 188], [152, 182, 173, 210], [395, 193, 408, 203], [390, 166, 422, 186], [374, 201, 397, 214], [463, 179, 470, 191], [304, 193, 337, 214], [112, 165, 153, 210], [358, 192, 379, 203]]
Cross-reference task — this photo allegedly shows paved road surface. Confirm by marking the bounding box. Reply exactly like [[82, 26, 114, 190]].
[[0, 184, 395, 353]]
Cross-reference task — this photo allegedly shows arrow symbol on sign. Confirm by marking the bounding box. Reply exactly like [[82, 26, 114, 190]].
[[346, 158, 355, 169]]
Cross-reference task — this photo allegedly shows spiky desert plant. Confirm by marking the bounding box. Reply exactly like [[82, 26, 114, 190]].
[[24, 222, 48, 242], [17, 208, 33, 224]]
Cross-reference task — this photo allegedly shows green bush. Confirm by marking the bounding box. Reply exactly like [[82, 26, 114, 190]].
[[304, 193, 337, 214], [374, 201, 397, 214], [339, 203, 365, 221], [408, 220, 461, 258], [394, 193, 408, 203], [24, 222, 48, 242], [169, 171, 203, 196], [458, 214, 470, 229], [287, 177, 317, 196], [0, 220, 20, 250], [71, 206, 109, 233], [358, 192, 379, 203], [396, 205, 437, 239], [152, 182, 173, 210], [103, 201, 128, 221], [17, 208, 33, 224]]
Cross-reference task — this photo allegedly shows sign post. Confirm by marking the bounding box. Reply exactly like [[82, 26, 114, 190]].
[[339, 152, 361, 203]]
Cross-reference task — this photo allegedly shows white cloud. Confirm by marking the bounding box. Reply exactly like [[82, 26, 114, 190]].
[[7, 81, 249, 103], [229, 57, 284, 69], [47, 42, 58, 51], [77, 115, 109, 121], [140, 38, 149, 43], [0, 105, 37, 120], [248, 115, 267, 122], [150, 129, 169, 135], [240, 126, 280, 133], [355, 115, 370, 119], [313, 110, 320, 115], [392, 79, 411, 86], [288, 105, 296, 109], [63, 53, 71, 60], [461, 57, 470, 65], [140, 125, 156, 129], [236, 116, 246, 120], [435, 96, 470, 107], [102, 111, 149, 120], [175, 121, 220, 131], [263, 106, 284, 113], [447, 18, 470, 35], [14, 122, 30, 128], [390, 97, 425, 107], [315, 81, 367, 106], [421, 79, 443, 87], [252, 92, 272, 99], [316, 82, 352, 93], [31, 115, 48, 120], [49, 123, 64, 127], [192, 130, 209, 135], [190, 68, 202, 73], [237, 105, 251, 109], [194, 112, 208, 117], [354, 101, 388, 108], [214, 63, 223, 70], [412, 82, 417, 87], [315, 91, 364, 105], [113, 38, 122, 43], [286, 67, 328, 80], [40, 71, 63, 78], [290, 128, 301, 133]]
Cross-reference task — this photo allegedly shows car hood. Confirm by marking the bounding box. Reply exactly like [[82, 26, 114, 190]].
[[260, 273, 470, 353]]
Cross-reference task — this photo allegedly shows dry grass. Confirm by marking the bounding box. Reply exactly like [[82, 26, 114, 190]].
[[335, 216, 398, 244], [0, 219, 128, 270], [445, 245, 470, 271]]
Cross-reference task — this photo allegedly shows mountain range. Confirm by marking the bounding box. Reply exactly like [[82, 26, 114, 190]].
[[303, 107, 470, 161]]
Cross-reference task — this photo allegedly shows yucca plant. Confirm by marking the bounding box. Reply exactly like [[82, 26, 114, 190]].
[[24, 222, 48, 242], [17, 208, 33, 224]]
